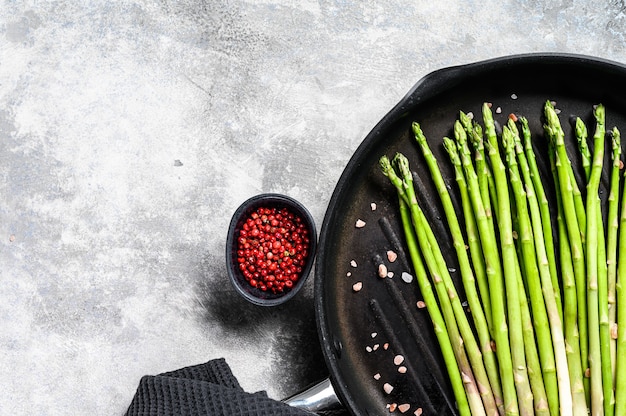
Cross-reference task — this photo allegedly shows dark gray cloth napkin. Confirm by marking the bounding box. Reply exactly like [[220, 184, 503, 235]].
[[124, 358, 320, 416]]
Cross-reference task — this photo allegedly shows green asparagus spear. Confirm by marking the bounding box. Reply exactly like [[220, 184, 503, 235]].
[[398, 192, 472, 416], [505, 121, 571, 416], [585, 104, 606, 416], [393, 153, 498, 416], [548, 124, 588, 415], [519, 116, 562, 324], [380, 155, 476, 416], [483, 103, 533, 416], [606, 128, 621, 385], [443, 134, 494, 335], [614, 155, 626, 416], [413, 122, 503, 414], [544, 101, 589, 396]]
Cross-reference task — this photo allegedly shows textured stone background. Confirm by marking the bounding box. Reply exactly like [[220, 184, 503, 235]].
[[2, 1, 626, 415]]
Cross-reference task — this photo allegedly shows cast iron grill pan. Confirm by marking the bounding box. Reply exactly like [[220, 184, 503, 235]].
[[314, 54, 626, 415]]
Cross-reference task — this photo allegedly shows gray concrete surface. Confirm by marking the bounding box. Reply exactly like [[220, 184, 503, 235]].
[[2, 1, 626, 415]]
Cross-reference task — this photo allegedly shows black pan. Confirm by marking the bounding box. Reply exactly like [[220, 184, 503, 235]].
[[314, 53, 626, 415]]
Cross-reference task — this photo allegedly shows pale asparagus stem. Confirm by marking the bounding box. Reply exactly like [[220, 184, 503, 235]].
[[614, 157, 626, 416], [393, 153, 498, 416], [516, 254, 549, 416], [585, 103, 606, 416], [550, 143, 588, 415], [414, 122, 503, 414], [606, 128, 621, 385], [450, 121, 494, 336], [506, 121, 572, 416], [380, 156, 474, 416], [544, 101, 589, 398], [443, 136, 503, 414], [397, 193, 472, 416], [519, 116, 562, 324], [483, 103, 533, 416], [457, 117, 519, 416]]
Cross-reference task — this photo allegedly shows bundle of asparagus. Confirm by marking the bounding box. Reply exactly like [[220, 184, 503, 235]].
[[379, 101, 626, 416]]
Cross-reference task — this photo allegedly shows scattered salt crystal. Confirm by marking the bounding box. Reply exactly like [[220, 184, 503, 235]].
[[496, 107, 502, 114], [389, 403, 397, 412], [355, 219, 366, 228], [394, 355, 405, 365], [383, 383, 394, 394], [373, 344, 379, 351], [398, 366, 407, 374], [467, 111, 474, 120], [383, 343, 389, 350], [387, 250, 398, 262], [511, 93, 518, 99], [401, 272, 413, 283], [371, 332, 378, 338], [350, 260, 357, 267], [371, 202, 377, 211], [398, 404, 411, 413], [366, 345, 372, 352], [378, 264, 388, 278], [352, 282, 363, 292], [415, 408, 423, 416], [346, 272, 352, 277], [387, 271, 394, 278], [416, 301, 426, 309], [374, 373, 381, 380], [447, 267, 456, 273]]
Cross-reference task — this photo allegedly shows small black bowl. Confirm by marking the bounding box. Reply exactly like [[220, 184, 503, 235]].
[[226, 193, 317, 306]]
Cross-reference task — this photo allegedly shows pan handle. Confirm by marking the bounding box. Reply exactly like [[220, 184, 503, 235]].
[[282, 377, 343, 412]]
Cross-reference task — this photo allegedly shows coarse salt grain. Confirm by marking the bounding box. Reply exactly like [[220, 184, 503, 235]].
[[378, 264, 388, 278], [350, 260, 357, 267], [366, 346, 372, 352], [401, 272, 413, 283], [496, 107, 502, 114], [352, 282, 363, 292], [398, 404, 411, 413], [373, 344, 379, 351], [389, 403, 397, 412], [346, 272, 352, 277], [383, 383, 394, 394], [374, 373, 381, 380], [371, 202, 377, 211], [511, 93, 518, 99], [355, 219, 366, 228], [394, 355, 405, 365], [415, 408, 423, 416], [387, 271, 394, 278], [387, 250, 398, 262], [417, 300, 426, 309], [371, 332, 378, 338], [383, 343, 389, 350], [398, 366, 407, 374]]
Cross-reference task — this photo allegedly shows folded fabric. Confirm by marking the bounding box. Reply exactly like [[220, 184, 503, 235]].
[[124, 358, 319, 416]]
